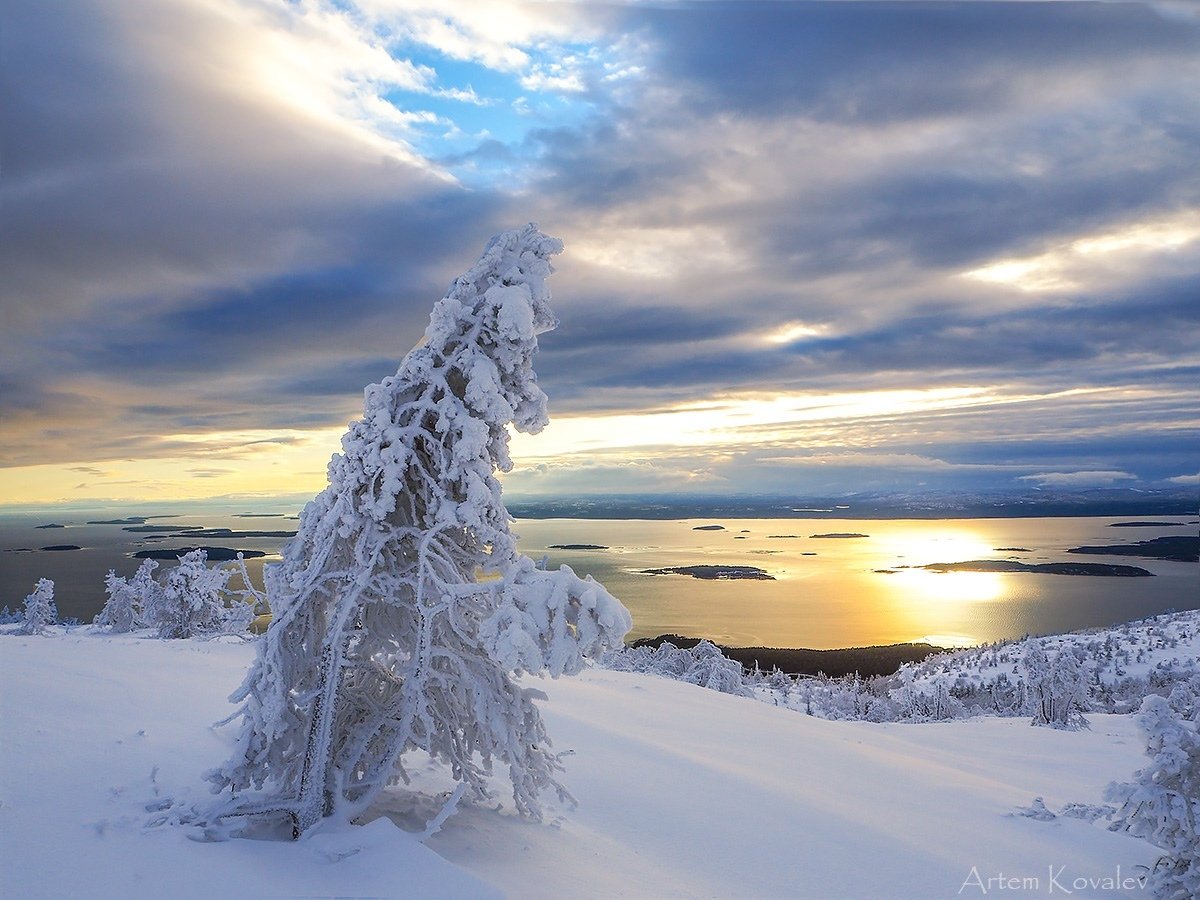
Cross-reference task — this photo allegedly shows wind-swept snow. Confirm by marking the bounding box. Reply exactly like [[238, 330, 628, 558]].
[[0, 631, 1161, 898]]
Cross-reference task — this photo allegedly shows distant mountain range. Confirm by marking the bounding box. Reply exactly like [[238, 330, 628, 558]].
[[506, 487, 1198, 520]]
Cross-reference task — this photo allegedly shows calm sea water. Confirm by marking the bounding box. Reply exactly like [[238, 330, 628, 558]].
[[2, 505, 1195, 649]]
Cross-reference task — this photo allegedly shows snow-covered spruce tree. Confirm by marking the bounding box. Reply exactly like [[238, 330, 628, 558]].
[[148, 549, 250, 639], [1106, 691, 1200, 899], [203, 225, 631, 838], [14, 578, 56, 635], [95, 559, 161, 633], [1024, 645, 1090, 729]]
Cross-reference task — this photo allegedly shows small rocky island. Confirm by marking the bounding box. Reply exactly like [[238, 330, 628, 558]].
[[35, 523, 66, 529], [547, 544, 609, 550], [692, 525, 726, 531], [40, 544, 82, 552], [641, 565, 775, 580], [810, 532, 869, 539]]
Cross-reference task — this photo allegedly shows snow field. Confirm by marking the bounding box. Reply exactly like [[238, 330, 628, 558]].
[[0, 633, 1161, 899]]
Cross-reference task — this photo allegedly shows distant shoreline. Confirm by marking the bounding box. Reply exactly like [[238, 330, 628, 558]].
[[629, 634, 948, 678], [4, 489, 1196, 522], [508, 511, 1198, 521]]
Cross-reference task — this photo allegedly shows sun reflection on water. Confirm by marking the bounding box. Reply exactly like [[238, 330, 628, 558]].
[[890, 569, 1006, 603], [916, 634, 980, 649], [870, 527, 1010, 647]]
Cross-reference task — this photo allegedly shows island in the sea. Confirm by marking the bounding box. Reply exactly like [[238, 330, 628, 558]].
[[122, 525, 205, 533], [88, 515, 180, 524], [641, 565, 774, 581], [547, 544, 609, 550], [1067, 535, 1198, 563], [184, 528, 297, 538], [810, 532, 869, 539], [133, 547, 267, 561], [918, 560, 1153, 577], [35, 523, 66, 529], [692, 525, 726, 531], [1108, 521, 1190, 528], [40, 545, 81, 552]]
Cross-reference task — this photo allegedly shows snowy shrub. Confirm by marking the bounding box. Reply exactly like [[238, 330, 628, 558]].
[[1106, 690, 1200, 899], [605, 640, 754, 698], [95, 559, 161, 633], [147, 550, 251, 639], [223, 553, 269, 619], [896, 679, 967, 722], [14, 579, 57, 635], [0, 606, 21, 625], [203, 225, 631, 839], [1024, 645, 1090, 729]]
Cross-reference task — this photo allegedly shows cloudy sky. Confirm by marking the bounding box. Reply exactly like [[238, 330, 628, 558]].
[[2, 0, 1198, 505]]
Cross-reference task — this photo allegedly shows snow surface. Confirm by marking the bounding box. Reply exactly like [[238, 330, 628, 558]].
[[1, 631, 1163, 898]]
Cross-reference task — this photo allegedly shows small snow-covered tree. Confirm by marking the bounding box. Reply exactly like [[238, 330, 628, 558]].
[[203, 225, 631, 838], [14, 578, 56, 635], [1024, 645, 1090, 729], [95, 559, 161, 633], [604, 640, 753, 698], [1106, 691, 1200, 899], [147, 550, 250, 639]]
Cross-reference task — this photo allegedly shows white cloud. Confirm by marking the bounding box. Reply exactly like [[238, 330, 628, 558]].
[[504, 459, 724, 496], [352, 0, 605, 74], [568, 225, 740, 279], [1167, 472, 1200, 485], [1018, 470, 1138, 487]]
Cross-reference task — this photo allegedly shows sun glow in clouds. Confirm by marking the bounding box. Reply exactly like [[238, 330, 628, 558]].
[[962, 211, 1200, 293], [174, 0, 633, 182], [0, 428, 345, 505], [511, 385, 1061, 459], [569, 226, 739, 278], [764, 321, 831, 344]]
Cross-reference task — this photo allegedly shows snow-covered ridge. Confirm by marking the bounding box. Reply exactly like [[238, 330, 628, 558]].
[[898, 609, 1200, 709], [604, 609, 1200, 725]]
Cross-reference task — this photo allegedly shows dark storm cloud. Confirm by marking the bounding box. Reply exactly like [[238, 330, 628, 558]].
[[549, 302, 745, 349], [779, 276, 1200, 375], [634, 1, 1198, 120], [850, 160, 1200, 270], [63, 266, 398, 377], [928, 432, 1200, 476]]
